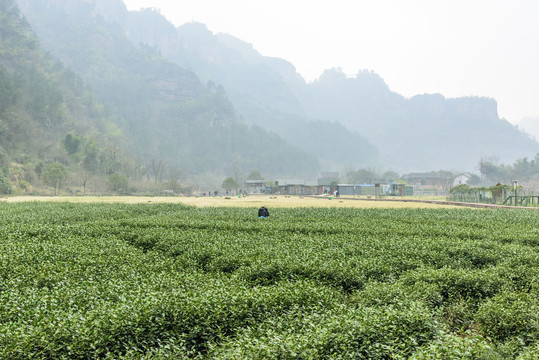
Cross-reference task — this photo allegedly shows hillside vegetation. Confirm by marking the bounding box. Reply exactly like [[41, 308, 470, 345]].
[[0, 0, 137, 195]]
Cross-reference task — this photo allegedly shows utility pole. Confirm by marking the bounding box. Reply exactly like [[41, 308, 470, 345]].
[[512, 180, 518, 206]]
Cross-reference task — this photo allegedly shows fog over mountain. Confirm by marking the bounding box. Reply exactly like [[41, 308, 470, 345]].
[[124, 8, 539, 173], [15, 0, 539, 178], [518, 117, 539, 141]]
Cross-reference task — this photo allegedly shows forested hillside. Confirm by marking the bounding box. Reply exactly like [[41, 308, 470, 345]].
[[14, 0, 319, 192], [0, 0, 138, 194]]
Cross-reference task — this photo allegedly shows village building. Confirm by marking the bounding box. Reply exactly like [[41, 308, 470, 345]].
[[402, 172, 442, 187], [452, 173, 473, 186], [275, 179, 309, 195], [245, 180, 267, 194]]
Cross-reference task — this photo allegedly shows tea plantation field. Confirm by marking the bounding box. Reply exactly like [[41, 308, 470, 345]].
[[1, 202, 539, 359]]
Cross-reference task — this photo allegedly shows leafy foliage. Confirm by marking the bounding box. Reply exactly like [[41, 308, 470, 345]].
[[0, 169, 11, 194], [221, 177, 239, 192], [41, 162, 68, 195], [479, 154, 539, 184], [2, 203, 539, 358], [108, 173, 129, 194], [246, 170, 263, 180], [0, 0, 142, 194]]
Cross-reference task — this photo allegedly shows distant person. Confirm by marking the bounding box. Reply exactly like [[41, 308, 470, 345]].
[[258, 206, 269, 218]]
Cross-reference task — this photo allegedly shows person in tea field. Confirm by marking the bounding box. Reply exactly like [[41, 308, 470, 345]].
[[258, 206, 269, 218]]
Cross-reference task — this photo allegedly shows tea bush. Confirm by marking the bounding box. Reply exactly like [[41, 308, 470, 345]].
[[1, 202, 539, 358]]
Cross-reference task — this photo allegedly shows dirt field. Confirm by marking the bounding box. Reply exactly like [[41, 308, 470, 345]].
[[1, 195, 460, 209]]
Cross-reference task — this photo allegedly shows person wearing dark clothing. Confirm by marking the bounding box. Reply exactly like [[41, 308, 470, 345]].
[[258, 206, 269, 218]]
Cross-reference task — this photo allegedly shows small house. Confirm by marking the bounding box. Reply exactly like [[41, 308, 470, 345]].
[[245, 180, 267, 194], [390, 183, 414, 196], [402, 173, 442, 187], [275, 179, 308, 195]]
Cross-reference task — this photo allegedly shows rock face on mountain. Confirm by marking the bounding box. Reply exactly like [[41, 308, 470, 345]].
[[450, 97, 500, 122], [125, 8, 178, 58], [298, 68, 538, 171], [407, 94, 500, 125], [171, 22, 309, 117]]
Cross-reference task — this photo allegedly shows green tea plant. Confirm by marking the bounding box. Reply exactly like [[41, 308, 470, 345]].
[[1, 202, 539, 358]]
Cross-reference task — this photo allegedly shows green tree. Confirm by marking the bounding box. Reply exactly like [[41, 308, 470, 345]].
[[164, 178, 182, 194], [42, 162, 68, 195], [0, 68, 15, 113], [82, 141, 99, 174], [108, 173, 129, 194], [449, 184, 472, 194], [0, 169, 12, 194], [0, 146, 9, 168], [348, 168, 378, 184], [467, 174, 481, 186], [63, 133, 81, 155], [80, 141, 100, 195], [246, 170, 264, 180], [479, 158, 507, 184], [381, 170, 400, 183], [330, 180, 338, 193], [221, 177, 239, 193]]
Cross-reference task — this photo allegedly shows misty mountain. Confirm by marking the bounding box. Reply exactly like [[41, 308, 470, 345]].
[[16, 0, 319, 180], [121, 8, 539, 173], [127, 17, 380, 170], [305, 70, 539, 171]]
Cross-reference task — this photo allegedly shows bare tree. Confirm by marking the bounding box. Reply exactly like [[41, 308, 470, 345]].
[[151, 157, 166, 183], [436, 170, 455, 193]]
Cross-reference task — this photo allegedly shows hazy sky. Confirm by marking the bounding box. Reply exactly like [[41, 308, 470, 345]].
[[122, 0, 539, 124]]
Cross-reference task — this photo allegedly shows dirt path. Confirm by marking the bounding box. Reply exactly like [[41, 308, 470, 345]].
[[1, 195, 464, 209]]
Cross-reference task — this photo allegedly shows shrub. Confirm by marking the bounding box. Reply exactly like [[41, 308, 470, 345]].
[[108, 173, 129, 194], [0, 170, 11, 194], [476, 291, 539, 343]]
